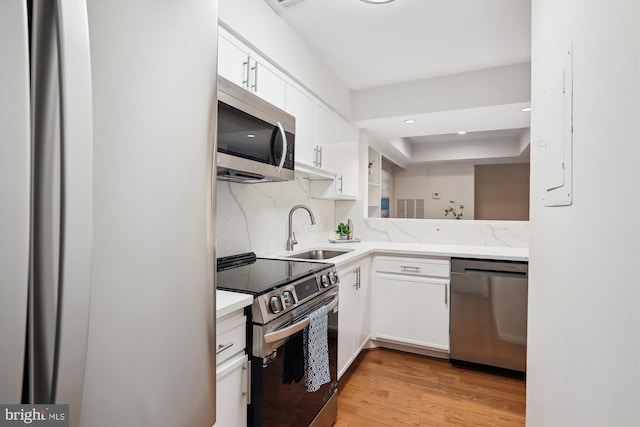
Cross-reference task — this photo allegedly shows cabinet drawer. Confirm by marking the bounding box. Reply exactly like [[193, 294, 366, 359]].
[[216, 354, 249, 427], [376, 256, 450, 278], [216, 311, 247, 366]]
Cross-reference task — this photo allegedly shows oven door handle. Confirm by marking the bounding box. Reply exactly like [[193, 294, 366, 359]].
[[263, 293, 338, 344]]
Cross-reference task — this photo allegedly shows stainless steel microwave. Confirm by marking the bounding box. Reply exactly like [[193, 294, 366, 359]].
[[216, 76, 295, 183]]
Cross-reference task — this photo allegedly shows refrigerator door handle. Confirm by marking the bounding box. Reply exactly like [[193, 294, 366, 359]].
[[44, 0, 93, 422], [0, 0, 31, 405]]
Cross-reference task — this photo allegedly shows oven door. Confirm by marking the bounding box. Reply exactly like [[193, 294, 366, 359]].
[[250, 291, 338, 427]]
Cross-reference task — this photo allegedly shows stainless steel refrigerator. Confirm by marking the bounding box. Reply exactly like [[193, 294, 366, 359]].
[[0, 1, 218, 426]]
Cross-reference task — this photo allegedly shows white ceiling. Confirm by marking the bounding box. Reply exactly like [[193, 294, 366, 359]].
[[276, 0, 531, 90], [270, 0, 532, 167]]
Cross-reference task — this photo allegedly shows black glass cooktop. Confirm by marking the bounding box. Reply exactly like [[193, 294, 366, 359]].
[[216, 252, 332, 296]]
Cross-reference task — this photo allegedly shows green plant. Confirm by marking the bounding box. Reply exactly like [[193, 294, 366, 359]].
[[444, 200, 464, 220], [336, 222, 351, 235]]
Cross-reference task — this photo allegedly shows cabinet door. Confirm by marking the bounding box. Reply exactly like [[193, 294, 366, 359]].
[[337, 259, 372, 379], [215, 354, 248, 427], [218, 33, 285, 110], [285, 83, 317, 167], [352, 259, 371, 355], [374, 273, 450, 351], [252, 60, 285, 110], [218, 34, 250, 89], [315, 104, 335, 158], [337, 265, 357, 379], [323, 140, 359, 199], [317, 107, 359, 199]]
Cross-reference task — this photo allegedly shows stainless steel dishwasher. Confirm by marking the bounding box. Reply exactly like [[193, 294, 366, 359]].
[[450, 258, 528, 373]]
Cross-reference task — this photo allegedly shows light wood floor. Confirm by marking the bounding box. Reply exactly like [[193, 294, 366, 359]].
[[335, 348, 526, 427]]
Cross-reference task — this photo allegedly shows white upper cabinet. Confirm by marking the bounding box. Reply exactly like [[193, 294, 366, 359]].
[[218, 30, 285, 109], [310, 105, 359, 199], [284, 83, 317, 167], [252, 61, 286, 110], [217, 27, 360, 199], [218, 32, 250, 88]]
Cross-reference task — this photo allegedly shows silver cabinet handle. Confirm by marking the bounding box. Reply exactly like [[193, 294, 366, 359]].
[[445, 282, 448, 306], [243, 360, 251, 405], [242, 57, 250, 88], [216, 342, 234, 354], [313, 145, 322, 168], [251, 61, 258, 91], [401, 265, 421, 272], [338, 175, 344, 193]]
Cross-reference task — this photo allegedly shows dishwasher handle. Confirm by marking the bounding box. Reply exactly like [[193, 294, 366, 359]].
[[451, 258, 528, 278], [458, 268, 528, 279]]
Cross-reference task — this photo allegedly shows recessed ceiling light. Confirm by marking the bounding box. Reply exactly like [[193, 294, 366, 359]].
[[404, 119, 416, 124], [457, 131, 467, 135], [246, 134, 256, 138], [360, 0, 396, 4], [521, 107, 531, 112]]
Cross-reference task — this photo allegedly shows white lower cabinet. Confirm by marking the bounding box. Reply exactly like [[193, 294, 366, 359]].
[[215, 354, 249, 427], [215, 309, 249, 427], [337, 257, 371, 379], [373, 256, 451, 352]]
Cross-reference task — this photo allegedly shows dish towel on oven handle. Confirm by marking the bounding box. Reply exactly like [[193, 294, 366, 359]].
[[303, 305, 331, 392]]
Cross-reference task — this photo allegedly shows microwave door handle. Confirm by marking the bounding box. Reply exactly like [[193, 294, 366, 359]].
[[274, 121, 287, 172], [263, 293, 338, 343]]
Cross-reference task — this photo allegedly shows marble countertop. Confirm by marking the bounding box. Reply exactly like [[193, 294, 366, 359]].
[[216, 290, 253, 319], [265, 240, 528, 269]]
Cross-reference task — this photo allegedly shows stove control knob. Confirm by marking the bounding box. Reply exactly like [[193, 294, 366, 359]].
[[320, 274, 330, 288], [269, 296, 283, 314], [329, 271, 339, 284], [282, 291, 294, 308]]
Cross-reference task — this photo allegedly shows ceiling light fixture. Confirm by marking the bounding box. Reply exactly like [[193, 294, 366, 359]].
[[457, 131, 467, 135], [521, 107, 531, 112], [360, 0, 396, 4], [404, 119, 416, 124]]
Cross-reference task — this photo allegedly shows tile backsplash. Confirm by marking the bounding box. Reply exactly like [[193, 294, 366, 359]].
[[216, 179, 529, 259], [336, 200, 529, 248], [216, 178, 335, 257]]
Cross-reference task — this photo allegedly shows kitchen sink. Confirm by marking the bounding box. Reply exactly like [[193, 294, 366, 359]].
[[285, 249, 352, 260]]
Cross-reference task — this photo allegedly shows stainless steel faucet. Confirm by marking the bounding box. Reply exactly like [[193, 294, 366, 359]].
[[286, 204, 316, 251]]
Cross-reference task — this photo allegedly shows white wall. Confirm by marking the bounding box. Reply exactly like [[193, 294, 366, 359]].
[[392, 163, 475, 219], [528, 1, 640, 426], [426, 163, 475, 220], [352, 63, 531, 121]]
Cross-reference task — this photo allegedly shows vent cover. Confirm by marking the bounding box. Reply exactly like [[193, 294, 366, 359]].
[[264, 0, 312, 15]]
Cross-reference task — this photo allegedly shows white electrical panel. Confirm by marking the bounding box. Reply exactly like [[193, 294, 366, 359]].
[[540, 46, 573, 207]]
